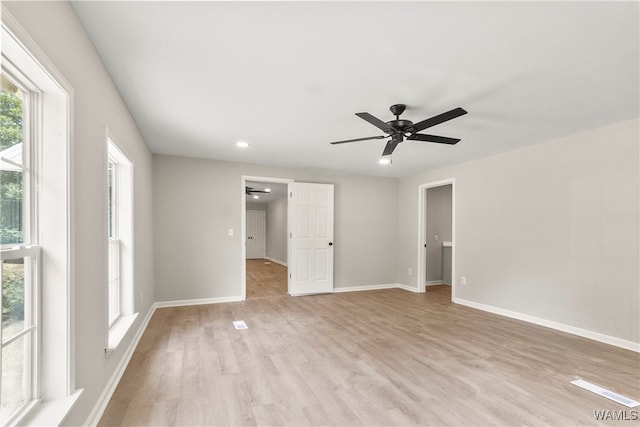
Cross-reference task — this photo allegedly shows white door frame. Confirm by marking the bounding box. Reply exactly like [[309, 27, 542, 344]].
[[241, 175, 294, 299], [417, 178, 455, 295]]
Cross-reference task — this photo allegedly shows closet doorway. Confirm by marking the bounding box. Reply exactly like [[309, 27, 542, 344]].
[[417, 179, 455, 300], [242, 176, 291, 299]]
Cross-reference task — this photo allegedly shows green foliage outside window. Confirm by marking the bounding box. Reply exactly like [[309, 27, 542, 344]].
[[2, 262, 24, 324], [1, 81, 25, 324]]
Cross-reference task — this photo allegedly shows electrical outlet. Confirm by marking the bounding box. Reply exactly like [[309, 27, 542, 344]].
[[460, 276, 467, 285], [228, 228, 234, 236], [434, 234, 439, 241], [408, 268, 413, 276]]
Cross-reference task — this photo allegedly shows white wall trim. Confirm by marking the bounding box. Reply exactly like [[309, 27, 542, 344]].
[[333, 284, 398, 293], [453, 297, 640, 353], [396, 283, 422, 293], [154, 295, 244, 308], [264, 257, 287, 267], [425, 280, 444, 286], [85, 305, 156, 426]]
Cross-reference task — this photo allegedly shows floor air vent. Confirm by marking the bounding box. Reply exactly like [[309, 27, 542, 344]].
[[233, 320, 248, 330], [571, 379, 639, 408]]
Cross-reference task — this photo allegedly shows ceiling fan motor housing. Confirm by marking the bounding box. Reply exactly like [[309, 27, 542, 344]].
[[387, 119, 413, 133], [387, 104, 413, 134]]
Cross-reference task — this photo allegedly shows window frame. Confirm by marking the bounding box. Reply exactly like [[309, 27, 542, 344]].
[[0, 63, 43, 426], [1, 8, 78, 425], [105, 133, 136, 352], [107, 157, 120, 326]]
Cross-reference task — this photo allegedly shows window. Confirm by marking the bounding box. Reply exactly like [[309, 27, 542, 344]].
[[107, 158, 120, 325], [1, 67, 40, 426], [1, 13, 75, 425], [106, 136, 135, 350]]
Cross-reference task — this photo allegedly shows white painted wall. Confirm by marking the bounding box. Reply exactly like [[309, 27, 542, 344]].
[[3, 2, 155, 425], [153, 156, 398, 301], [397, 118, 640, 345], [245, 202, 266, 212], [266, 196, 288, 264]]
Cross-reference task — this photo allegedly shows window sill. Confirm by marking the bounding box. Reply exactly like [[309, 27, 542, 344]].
[[16, 389, 83, 426], [106, 313, 138, 354]]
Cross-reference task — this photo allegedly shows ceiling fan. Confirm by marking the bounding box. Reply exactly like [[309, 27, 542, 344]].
[[245, 186, 271, 195], [330, 104, 467, 157]]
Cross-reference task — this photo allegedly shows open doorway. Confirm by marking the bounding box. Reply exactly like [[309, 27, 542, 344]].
[[242, 176, 292, 299], [417, 179, 455, 301]]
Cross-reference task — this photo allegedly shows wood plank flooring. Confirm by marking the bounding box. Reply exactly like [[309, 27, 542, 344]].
[[246, 259, 287, 299], [99, 286, 640, 426]]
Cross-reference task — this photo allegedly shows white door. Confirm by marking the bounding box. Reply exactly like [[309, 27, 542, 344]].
[[246, 210, 266, 259], [288, 182, 334, 295]]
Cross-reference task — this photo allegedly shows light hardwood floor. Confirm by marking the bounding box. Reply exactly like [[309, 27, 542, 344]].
[[99, 286, 639, 426], [246, 259, 287, 299]]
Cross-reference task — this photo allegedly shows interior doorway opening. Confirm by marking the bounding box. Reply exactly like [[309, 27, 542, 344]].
[[417, 179, 455, 300], [241, 176, 293, 299]]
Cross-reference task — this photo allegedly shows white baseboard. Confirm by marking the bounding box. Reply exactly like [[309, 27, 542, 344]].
[[154, 295, 244, 308], [333, 283, 398, 293], [425, 280, 443, 286], [395, 283, 421, 293], [264, 257, 287, 267], [85, 304, 157, 426], [453, 297, 640, 353]]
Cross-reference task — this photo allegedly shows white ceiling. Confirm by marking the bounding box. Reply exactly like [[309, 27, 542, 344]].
[[72, 1, 639, 178], [246, 181, 287, 204]]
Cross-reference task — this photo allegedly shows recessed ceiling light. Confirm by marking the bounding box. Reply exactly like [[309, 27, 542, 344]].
[[264, 188, 271, 192], [252, 195, 259, 199], [236, 141, 249, 148], [379, 157, 392, 165]]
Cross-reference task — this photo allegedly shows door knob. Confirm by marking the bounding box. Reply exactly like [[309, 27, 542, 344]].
[[329, 242, 333, 246]]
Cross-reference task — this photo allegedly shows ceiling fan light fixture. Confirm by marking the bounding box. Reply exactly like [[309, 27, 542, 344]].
[[236, 141, 249, 148], [379, 156, 392, 165], [264, 188, 271, 192], [252, 195, 259, 199]]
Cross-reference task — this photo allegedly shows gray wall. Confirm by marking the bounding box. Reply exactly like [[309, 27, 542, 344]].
[[153, 155, 398, 301], [4, 2, 155, 425], [266, 196, 288, 264], [397, 118, 639, 344], [245, 202, 266, 212], [425, 185, 452, 283]]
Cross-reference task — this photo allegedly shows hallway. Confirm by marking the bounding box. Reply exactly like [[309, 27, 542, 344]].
[[246, 259, 287, 298]]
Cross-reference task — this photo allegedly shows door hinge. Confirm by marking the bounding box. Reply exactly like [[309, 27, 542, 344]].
[[289, 232, 292, 238], [290, 191, 293, 197], [289, 273, 292, 279]]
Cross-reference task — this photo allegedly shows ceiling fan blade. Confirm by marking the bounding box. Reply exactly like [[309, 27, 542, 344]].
[[407, 134, 461, 145], [330, 135, 386, 144], [410, 107, 467, 133], [246, 186, 270, 194], [355, 112, 395, 133], [382, 140, 399, 156]]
